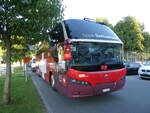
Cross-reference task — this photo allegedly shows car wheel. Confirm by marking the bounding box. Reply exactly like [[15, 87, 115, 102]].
[[50, 75, 56, 91]]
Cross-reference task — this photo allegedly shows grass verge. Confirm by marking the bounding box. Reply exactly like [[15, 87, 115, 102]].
[[0, 67, 46, 113]]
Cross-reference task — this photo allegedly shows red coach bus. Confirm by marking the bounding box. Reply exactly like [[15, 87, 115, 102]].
[[36, 19, 126, 98]]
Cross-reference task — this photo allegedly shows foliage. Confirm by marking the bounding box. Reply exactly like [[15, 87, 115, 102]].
[[2, 47, 29, 63], [0, 0, 64, 60], [0, 47, 5, 56], [0, 0, 64, 39], [0, 0, 64, 104], [0, 68, 46, 113], [114, 16, 144, 52], [35, 41, 49, 56], [142, 32, 150, 52], [96, 17, 113, 29]]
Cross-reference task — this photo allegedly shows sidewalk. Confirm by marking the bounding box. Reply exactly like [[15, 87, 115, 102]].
[[31, 73, 55, 113]]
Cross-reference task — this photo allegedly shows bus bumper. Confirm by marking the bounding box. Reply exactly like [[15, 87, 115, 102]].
[[56, 76, 126, 98]]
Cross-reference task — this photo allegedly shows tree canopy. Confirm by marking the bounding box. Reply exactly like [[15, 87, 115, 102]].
[[0, 0, 64, 44], [114, 16, 144, 52], [0, 0, 64, 104], [1, 0, 64, 61], [142, 31, 150, 52], [96, 17, 113, 29]]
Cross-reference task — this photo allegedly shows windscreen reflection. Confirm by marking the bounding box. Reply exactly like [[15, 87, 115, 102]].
[[70, 42, 123, 66]]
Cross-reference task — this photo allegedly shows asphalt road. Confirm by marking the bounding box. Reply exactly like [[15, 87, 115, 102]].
[[32, 74, 150, 113]]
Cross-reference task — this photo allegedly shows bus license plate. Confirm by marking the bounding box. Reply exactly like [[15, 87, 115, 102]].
[[102, 88, 110, 93]]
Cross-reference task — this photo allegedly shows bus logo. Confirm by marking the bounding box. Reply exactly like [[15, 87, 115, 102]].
[[103, 74, 109, 78]]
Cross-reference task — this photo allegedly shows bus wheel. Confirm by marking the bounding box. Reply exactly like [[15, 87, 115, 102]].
[[50, 75, 56, 91]]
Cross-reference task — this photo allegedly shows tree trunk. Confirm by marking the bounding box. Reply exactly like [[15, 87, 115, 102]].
[[3, 36, 11, 104]]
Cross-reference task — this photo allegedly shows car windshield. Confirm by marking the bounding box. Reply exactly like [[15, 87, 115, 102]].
[[126, 62, 140, 68], [70, 42, 123, 66], [144, 61, 150, 66]]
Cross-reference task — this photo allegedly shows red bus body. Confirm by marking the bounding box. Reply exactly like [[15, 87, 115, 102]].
[[36, 19, 126, 98]]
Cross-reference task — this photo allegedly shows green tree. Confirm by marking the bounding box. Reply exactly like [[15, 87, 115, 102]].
[[96, 17, 113, 29], [1, 36, 30, 63], [0, 0, 63, 104], [142, 32, 150, 53], [114, 16, 144, 52]]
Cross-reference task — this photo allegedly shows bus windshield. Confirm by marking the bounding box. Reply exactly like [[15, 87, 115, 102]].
[[64, 19, 121, 41], [70, 42, 123, 66]]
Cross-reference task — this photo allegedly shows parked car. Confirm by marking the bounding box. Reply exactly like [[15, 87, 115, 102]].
[[124, 62, 142, 75], [31, 59, 36, 72], [138, 61, 150, 79]]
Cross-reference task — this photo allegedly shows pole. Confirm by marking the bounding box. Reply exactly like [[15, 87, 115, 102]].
[[24, 63, 25, 77]]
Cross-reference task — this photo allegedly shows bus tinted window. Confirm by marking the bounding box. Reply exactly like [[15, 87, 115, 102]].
[[71, 42, 123, 66], [64, 19, 119, 41]]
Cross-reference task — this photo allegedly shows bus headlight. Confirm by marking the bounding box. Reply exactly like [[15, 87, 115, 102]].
[[71, 78, 89, 85], [78, 74, 87, 78]]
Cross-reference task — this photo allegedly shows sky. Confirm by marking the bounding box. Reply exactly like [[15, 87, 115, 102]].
[[63, 0, 150, 32]]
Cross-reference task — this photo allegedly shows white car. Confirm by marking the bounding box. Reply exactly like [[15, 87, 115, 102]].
[[138, 61, 150, 79], [31, 59, 36, 72]]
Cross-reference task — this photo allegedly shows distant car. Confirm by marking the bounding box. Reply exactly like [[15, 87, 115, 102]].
[[31, 59, 36, 72], [138, 61, 150, 79], [124, 62, 142, 75]]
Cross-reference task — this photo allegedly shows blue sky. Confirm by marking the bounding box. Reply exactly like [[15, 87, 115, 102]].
[[63, 0, 150, 32]]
